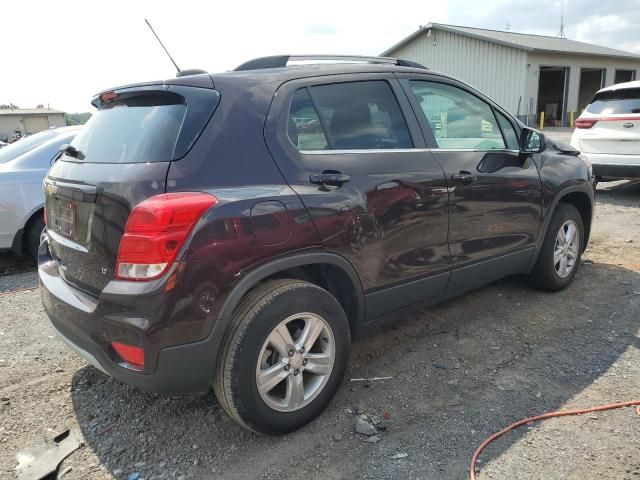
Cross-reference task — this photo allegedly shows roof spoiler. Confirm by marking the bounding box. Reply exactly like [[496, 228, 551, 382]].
[[176, 69, 208, 77]]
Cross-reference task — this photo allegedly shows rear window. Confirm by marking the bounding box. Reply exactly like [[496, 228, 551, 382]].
[[0, 130, 57, 164], [70, 93, 186, 163], [586, 88, 640, 114], [67, 87, 220, 164]]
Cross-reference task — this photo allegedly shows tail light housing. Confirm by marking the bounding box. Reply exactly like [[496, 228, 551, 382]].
[[116, 192, 217, 281], [575, 118, 597, 129]]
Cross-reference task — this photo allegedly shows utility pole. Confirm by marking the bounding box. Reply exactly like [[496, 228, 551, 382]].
[[505, 22, 511, 32], [559, 0, 566, 38]]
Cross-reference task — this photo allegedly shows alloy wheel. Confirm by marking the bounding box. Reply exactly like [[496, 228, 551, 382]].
[[255, 312, 335, 412], [554, 219, 579, 278]]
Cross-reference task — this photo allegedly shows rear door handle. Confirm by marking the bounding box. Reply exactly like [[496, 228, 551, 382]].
[[451, 171, 477, 186], [310, 172, 351, 188]]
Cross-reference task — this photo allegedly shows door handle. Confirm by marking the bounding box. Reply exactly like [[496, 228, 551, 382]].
[[310, 172, 351, 188], [451, 171, 477, 186]]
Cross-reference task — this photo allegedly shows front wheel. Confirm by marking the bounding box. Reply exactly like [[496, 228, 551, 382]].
[[529, 203, 584, 291], [214, 279, 350, 434]]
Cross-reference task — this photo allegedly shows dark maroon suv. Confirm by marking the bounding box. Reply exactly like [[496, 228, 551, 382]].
[[39, 55, 594, 434]]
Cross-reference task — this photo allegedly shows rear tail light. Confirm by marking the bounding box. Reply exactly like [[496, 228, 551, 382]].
[[116, 192, 217, 281], [111, 341, 145, 368], [575, 118, 597, 129]]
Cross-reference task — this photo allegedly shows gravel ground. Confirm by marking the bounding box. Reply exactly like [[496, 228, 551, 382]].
[[1, 178, 639, 480], [0, 252, 37, 293]]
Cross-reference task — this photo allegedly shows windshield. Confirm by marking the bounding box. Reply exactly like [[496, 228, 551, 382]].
[[586, 88, 640, 115], [0, 130, 58, 164], [69, 94, 187, 163]]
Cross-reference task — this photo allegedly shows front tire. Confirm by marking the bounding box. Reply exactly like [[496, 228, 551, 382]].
[[214, 279, 350, 434], [529, 203, 583, 291]]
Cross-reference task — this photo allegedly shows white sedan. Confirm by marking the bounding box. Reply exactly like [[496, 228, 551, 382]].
[[571, 80, 640, 180], [0, 126, 81, 259]]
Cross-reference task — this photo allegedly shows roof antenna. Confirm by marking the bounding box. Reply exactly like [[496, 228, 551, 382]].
[[144, 18, 181, 73], [559, 0, 566, 38]]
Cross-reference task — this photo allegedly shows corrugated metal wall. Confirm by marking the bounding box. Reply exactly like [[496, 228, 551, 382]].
[[388, 28, 640, 125], [389, 29, 528, 114], [525, 52, 640, 117]]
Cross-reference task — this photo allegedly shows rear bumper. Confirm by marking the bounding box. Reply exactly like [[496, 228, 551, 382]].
[[38, 239, 218, 395], [580, 153, 640, 178], [592, 163, 640, 179]]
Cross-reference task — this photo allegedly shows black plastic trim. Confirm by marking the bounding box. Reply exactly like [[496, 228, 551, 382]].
[[365, 270, 450, 320], [447, 247, 534, 295], [217, 251, 365, 324]]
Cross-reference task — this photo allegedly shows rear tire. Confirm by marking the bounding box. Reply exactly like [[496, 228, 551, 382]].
[[529, 203, 583, 291], [214, 279, 350, 434], [26, 215, 45, 261]]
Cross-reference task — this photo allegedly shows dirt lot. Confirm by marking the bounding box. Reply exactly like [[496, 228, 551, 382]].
[[1, 177, 639, 479]]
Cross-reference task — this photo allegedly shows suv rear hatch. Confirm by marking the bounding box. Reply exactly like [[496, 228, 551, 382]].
[[45, 84, 220, 296], [578, 87, 640, 154]]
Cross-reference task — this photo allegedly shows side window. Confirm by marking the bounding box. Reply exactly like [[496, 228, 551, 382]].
[[287, 80, 413, 151], [495, 110, 520, 150], [288, 88, 329, 150], [410, 81, 505, 150]]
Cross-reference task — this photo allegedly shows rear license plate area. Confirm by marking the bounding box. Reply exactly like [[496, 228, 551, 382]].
[[47, 196, 93, 248], [56, 201, 76, 238]]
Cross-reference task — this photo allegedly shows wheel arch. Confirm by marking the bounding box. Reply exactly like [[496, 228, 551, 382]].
[[559, 190, 593, 248], [528, 185, 594, 271], [11, 205, 44, 256], [217, 252, 365, 338]]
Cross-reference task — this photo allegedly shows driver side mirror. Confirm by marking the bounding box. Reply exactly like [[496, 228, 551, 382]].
[[520, 127, 546, 154]]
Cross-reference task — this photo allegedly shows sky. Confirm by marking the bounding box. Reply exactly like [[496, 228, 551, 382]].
[[1, 0, 638, 112]]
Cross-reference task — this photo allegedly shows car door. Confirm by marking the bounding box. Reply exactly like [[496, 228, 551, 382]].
[[264, 73, 451, 320], [398, 75, 542, 293]]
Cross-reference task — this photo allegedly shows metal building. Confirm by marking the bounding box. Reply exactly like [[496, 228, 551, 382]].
[[382, 23, 640, 126], [0, 108, 66, 141]]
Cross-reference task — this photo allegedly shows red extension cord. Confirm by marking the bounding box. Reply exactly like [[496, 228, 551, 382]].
[[0, 286, 38, 297], [470, 400, 640, 479]]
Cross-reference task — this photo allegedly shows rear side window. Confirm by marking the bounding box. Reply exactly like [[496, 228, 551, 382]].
[[68, 88, 219, 163], [410, 81, 505, 150], [586, 88, 640, 114], [287, 81, 413, 151]]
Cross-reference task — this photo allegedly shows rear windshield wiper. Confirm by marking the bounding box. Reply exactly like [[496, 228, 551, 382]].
[[59, 144, 85, 160]]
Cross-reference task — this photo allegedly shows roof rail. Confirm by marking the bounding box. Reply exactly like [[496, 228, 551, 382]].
[[234, 55, 427, 71]]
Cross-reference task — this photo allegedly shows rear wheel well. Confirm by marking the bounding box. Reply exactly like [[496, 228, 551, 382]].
[[252, 264, 360, 337], [558, 192, 592, 248], [13, 207, 44, 256]]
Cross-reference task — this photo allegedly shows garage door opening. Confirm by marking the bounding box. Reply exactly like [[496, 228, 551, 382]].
[[615, 69, 636, 85], [537, 66, 569, 127], [578, 68, 605, 114]]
